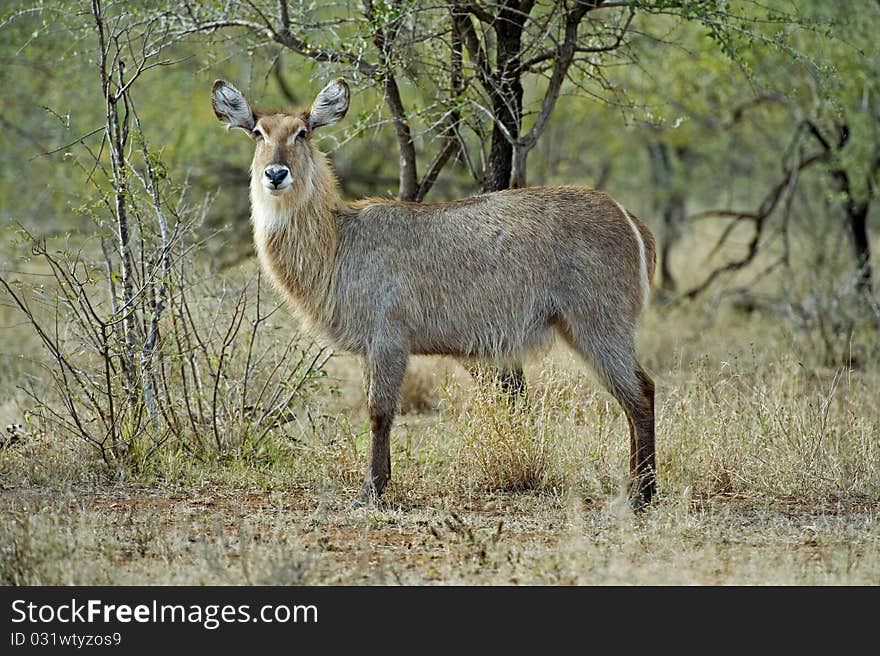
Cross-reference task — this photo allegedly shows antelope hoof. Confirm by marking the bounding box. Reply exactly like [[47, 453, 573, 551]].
[[348, 476, 388, 510], [630, 482, 656, 512], [348, 486, 375, 511]]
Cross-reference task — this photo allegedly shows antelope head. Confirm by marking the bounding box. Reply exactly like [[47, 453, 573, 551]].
[[211, 78, 350, 202]]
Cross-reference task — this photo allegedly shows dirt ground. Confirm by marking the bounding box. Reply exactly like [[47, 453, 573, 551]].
[[2, 480, 877, 585]]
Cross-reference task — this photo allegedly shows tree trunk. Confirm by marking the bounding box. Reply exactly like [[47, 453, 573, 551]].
[[365, 0, 419, 201], [384, 76, 419, 201], [846, 197, 873, 297], [829, 146, 874, 300], [481, 5, 526, 193], [482, 85, 521, 193], [647, 141, 689, 294]]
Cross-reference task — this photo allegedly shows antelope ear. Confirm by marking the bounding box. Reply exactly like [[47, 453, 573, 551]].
[[212, 80, 256, 132], [308, 78, 350, 131]]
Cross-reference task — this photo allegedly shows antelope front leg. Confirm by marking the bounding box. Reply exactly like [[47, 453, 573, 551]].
[[351, 347, 408, 508]]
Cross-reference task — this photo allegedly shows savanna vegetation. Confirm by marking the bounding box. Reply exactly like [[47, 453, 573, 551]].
[[0, 0, 878, 585]]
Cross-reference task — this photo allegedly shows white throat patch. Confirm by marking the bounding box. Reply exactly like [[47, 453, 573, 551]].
[[250, 161, 316, 234]]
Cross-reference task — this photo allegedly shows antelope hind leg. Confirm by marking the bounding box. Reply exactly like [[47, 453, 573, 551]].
[[350, 348, 407, 509]]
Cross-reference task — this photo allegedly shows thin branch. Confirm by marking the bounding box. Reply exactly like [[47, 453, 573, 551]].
[[416, 138, 459, 202], [171, 17, 377, 76], [684, 151, 827, 299], [31, 126, 104, 160]]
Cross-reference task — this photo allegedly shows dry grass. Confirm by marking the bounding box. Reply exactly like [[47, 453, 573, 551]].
[[1, 484, 876, 585], [1, 220, 878, 585], [1, 292, 878, 585]]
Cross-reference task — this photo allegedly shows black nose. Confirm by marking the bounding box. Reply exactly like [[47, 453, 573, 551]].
[[265, 167, 288, 187]]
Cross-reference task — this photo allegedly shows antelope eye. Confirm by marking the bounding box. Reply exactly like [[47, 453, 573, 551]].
[[252, 127, 266, 141], [289, 128, 307, 144]]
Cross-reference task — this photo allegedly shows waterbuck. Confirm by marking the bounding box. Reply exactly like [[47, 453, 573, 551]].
[[212, 78, 658, 507]]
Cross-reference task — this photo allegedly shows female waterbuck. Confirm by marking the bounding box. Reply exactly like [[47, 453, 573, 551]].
[[212, 78, 658, 507]]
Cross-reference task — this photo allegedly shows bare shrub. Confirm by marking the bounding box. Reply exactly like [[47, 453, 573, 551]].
[[0, 2, 332, 474]]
